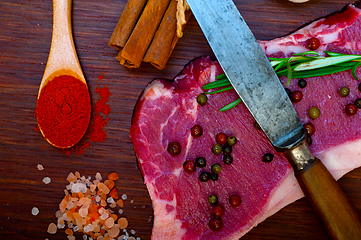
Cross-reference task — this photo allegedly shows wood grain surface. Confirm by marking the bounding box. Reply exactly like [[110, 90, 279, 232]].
[[1, 0, 361, 239]]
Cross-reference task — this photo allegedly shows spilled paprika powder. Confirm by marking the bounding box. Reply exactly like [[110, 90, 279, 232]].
[[36, 75, 91, 148]]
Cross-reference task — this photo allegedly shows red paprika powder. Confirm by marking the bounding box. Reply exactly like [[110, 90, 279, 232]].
[[36, 75, 91, 148]]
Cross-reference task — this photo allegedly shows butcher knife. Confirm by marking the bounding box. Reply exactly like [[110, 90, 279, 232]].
[[186, 0, 361, 239]]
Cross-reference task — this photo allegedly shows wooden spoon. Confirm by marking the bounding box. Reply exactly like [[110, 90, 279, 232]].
[[37, 0, 91, 148]]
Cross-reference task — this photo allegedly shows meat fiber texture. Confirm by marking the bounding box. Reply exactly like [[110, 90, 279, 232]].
[[130, 4, 361, 240]]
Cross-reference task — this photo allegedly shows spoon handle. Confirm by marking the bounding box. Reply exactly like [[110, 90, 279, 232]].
[[40, 0, 85, 91]]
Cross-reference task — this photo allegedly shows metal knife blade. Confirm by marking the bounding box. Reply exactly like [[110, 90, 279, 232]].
[[188, 0, 304, 150], [187, 0, 361, 239]]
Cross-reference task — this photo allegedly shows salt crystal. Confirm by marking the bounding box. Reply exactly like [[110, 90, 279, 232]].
[[95, 172, 102, 181], [100, 212, 109, 220], [47, 223, 57, 234], [108, 225, 120, 238], [121, 194, 127, 200], [110, 202, 117, 208], [83, 224, 94, 233], [68, 222, 74, 228], [118, 235, 125, 240], [95, 195, 101, 203], [107, 197, 115, 204], [105, 217, 115, 228], [42, 177, 51, 184], [83, 235, 88, 240], [79, 206, 89, 218], [130, 200, 134, 204], [67, 236, 76, 240], [128, 237, 135, 240], [71, 182, 87, 193], [130, 229, 136, 235], [136, 238, 140, 240], [73, 225, 80, 232], [118, 209, 123, 215], [55, 210, 63, 218], [67, 172, 77, 182], [31, 207, 39, 216], [37, 164, 44, 170]]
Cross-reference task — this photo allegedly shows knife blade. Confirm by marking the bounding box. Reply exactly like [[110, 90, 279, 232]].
[[187, 0, 361, 239]]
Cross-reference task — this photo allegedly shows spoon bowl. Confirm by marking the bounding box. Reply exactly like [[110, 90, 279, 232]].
[[37, 0, 91, 149]]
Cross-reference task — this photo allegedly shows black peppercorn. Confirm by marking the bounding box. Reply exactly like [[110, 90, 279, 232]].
[[199, 172, 211, 182], [210, 173, 218, 181], [223, 155, 233, 165], [298, 79, 307, 88], [262, 153, 273, 163], [195, 157, 206, 168]]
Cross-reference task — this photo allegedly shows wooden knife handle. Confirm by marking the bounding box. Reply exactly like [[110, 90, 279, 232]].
[[285, 141, 361, 240]]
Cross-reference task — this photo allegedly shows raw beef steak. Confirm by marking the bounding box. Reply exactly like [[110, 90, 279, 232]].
[[130, 4, 361, 240]]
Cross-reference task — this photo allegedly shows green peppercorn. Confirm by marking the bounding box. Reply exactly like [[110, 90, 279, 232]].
[[212, 143, 222, 155], [339, 87, 350, 97], [210, 173, 218, 181], [227, 136, 237, 146], [197, 93, 208, 106], [195, 157, 206, 168], [223, 145, 232, 155], [208, 194, 218, 205], [199, 172, 210, 182], [223, 155, 233, 165], [308, 106, 320, 120], [262, 153, 273, 163], [211, 163, 222, 174]]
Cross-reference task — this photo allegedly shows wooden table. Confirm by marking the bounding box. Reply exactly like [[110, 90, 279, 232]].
[[1, 0, 361, 239]]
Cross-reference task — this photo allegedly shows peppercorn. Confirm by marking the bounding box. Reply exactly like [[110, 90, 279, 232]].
[[216, 132, 228, 144], [212, 143, 222, 155], [298, 79, 307, 88], [254, 121, 261, 130], [197, 93, 208, 106], [223, 145, 232, 155], [195, 157, 206, 168], [210, 173, 218, 181], [290, 91, 303, 103], [227, 136, 237, 146], [308, 106, 320, 120], [199, 172, 211, 182], [358, 83, 361, 92], [345, 103, 357, 116], [209, 217, 222, 231], [229, 194, 242, 207], [306, 135, 313, 146], [212, 205, 225, 218], [183, 160, 196, 173], [285, 88, 292, 97], [262, 153, 274, 163], [355, 98, 361, 109], [307, 37, 320, 50], [208, 194, 218, 205], [191, 124, 203, 138], [167, 142, 181, 156], [211, 163, 222, 174], [303, 122, 315, 136], [223, 155, 233, 165], [339, 87, 350, 97]]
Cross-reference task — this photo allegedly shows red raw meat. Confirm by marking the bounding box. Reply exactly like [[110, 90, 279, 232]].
[[130, 4, 361, 240]]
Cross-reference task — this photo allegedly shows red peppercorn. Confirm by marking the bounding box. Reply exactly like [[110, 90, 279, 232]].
[[167, 142, 181, 156], [209, 217, 222, 231], [212, 205, 225, 218], [191, 124, 203, 138], [183, 160, 196, 173], [229, 194, 242, 207], [307, 37, 320, 50], [216, 132, 227, 144], [290, 91, 303, 103], [303, 122, 315, 136], [345, 104, 357, 116]]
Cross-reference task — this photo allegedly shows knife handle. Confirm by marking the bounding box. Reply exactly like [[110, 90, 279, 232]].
[[285, 141, 361, 240]]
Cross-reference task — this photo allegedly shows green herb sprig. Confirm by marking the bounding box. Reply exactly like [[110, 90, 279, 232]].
[[203, 51, 361, 111]]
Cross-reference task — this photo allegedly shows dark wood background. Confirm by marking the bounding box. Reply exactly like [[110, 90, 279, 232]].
[[1, 0, 361, 239]]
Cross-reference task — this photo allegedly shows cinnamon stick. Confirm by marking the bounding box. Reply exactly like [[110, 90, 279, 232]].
[[116, 0, 171, 69], [143, 0, 191, 70], [108, 0, 148, 50]]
